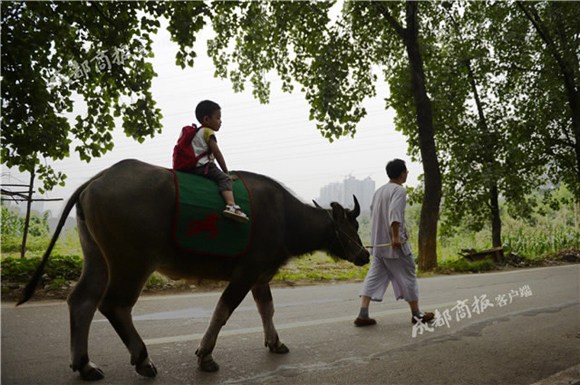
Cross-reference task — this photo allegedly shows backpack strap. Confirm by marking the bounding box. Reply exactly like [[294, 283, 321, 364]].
[[192, 125, 211, 174]]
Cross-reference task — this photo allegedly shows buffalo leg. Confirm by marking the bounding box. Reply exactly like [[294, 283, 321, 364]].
[[68, 221, 108, 381], [251, 283, 289, 354], [98, 266, 157, 378], [196, 279, 254, 372]]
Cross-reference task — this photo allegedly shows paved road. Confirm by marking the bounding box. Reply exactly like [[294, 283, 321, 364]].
[[2, 265, 579, 385]]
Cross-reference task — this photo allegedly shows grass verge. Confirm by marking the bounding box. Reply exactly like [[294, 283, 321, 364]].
[[1, 249, 577, 302]]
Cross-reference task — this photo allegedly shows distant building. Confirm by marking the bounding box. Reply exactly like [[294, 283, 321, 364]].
[[317, 176, 375, 213]]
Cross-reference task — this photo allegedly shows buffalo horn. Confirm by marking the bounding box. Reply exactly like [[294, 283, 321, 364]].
[[351, 195, 361, 218]]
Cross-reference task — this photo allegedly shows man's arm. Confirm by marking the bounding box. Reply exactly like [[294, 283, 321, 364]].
[[391, 221, 402, 248]]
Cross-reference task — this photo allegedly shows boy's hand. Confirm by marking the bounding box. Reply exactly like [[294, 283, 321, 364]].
[[230, 174, 239, 181]]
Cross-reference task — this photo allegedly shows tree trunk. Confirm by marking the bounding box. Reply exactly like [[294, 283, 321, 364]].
[[490, 182, 502, 248], [567, 86, 580, 190], [21, 168, 35, 259], [404, 1, 442, 271], [464, 58, 504, 249]]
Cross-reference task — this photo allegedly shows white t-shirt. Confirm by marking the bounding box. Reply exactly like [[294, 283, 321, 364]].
[[370, 182, 412, 259], [191, 127, 215, 166]]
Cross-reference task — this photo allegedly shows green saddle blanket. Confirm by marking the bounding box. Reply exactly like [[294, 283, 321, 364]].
[[173, 171, 252, 257]]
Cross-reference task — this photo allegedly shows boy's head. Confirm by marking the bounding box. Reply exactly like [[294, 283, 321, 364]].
[[195, 100, 221, 130], [386, 158, 408, 180]]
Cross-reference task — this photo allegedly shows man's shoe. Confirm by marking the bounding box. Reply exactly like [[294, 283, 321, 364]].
[[412, 312, 435, 324], [354, 317, 377, 327]]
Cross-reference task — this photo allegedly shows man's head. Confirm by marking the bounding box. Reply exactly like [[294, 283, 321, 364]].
[[195, 100, 221, 130], [386, 158, 408, 182]]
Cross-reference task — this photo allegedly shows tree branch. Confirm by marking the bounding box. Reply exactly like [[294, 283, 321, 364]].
[[516, 1, 572, 91], [371, 1, 406, 40]]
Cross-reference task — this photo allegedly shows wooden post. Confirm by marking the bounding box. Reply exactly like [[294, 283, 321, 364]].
[[20, 168, 35, 259]]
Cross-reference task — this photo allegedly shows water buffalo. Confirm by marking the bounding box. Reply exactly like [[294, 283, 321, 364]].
[[18, 159, 369, 381]]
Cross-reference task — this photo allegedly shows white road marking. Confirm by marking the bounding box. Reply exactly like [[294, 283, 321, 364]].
[[144, 301, 457, 345]]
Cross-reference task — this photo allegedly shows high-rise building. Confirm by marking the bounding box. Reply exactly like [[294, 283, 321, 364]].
[[317, 176, 375, 213]]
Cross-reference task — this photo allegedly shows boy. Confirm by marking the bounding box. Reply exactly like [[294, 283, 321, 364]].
[[173, 100, 249, 223]]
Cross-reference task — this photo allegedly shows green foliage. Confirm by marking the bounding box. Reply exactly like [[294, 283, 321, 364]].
[[1, 256, 42, 282], [502, 189, 580, 256], [436, 258, 497, 274], [504, 227, 579, 258], [1, 205, 50, 240], [1, 235, 50, 254], [28, 211, 50, 237], [1, 255, 82, 283], [52, 227, 83, 257], [1, 2, 166, 191], [438, 185, 579, 260], [46, 277, 68, 291], [416, 0, 580, 248], [145, 272, 170, 290], [273, 252, 369, 283], [2, 254, 190, 292], [1, 206, 23, 237], [204, 1, 373, 141]]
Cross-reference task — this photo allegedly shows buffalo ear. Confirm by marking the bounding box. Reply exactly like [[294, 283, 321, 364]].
[[348, 195, 361, 219], [330, 202, 346, 223], [313, 200, 323, 209]]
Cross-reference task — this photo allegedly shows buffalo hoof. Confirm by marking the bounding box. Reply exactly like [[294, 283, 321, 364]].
[[197, 354, 220, 372], [267, 341, 290, 354], [79, 362, 105, 381], [136, 358, 158, 378]]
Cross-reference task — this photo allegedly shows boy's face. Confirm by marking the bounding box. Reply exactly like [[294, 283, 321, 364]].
[[202, 110, 222, 131]]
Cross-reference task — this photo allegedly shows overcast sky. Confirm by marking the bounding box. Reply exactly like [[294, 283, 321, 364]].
[[2, 20, 422, 215]]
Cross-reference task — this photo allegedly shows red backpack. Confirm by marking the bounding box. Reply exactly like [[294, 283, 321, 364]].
[[172, 124, 209, 172]]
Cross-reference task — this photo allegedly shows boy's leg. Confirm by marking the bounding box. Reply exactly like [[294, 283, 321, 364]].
[[221, 190, 235, 207], [202, 164, 233, 194], [200, 164, 248, 222]]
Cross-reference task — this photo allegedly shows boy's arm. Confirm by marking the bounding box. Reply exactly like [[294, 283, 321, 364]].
[[208, 137, 229, 174]]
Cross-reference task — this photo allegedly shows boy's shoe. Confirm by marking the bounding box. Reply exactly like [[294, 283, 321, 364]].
[[223, 205, 249, 223], [412, 312, 435, 324], [354, 317, 377, 327]]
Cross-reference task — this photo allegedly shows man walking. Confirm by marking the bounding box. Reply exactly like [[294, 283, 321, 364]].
[[355, 158, 434, 327]]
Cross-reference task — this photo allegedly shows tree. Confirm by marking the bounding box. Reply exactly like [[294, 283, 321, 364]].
[[423, 1, 537, 249], [366, 1, 442, 270], [1, 1, 177, 256], [1, 1, 170, 192], [513, 1, 579, 195], [408, 1, 578, 250], [166, 1, 443, 270]]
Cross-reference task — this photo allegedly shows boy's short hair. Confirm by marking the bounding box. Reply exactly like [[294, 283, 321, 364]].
[[386, 158, 407, 179], [195, 100, 221, 123]]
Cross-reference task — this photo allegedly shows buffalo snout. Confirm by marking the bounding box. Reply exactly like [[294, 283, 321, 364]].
[[354, 250, 370, 266]]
